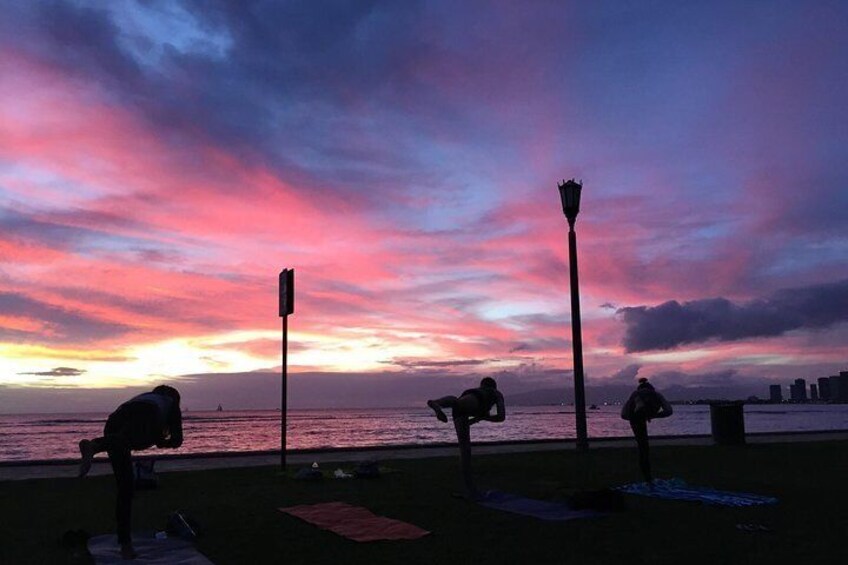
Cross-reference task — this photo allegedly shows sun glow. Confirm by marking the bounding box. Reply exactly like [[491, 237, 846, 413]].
[[0, 327, 443, 388], [290, 329, 438, 372], [0, 331, 278, 388]]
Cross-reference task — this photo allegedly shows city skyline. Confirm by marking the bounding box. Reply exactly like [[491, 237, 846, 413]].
[[2, 1, 847, 412]]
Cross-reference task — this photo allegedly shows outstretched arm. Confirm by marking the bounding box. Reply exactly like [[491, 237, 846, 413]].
[[157, 404, 183, 448], [470, 392, 506, 425], [654, 393, 674, 419]]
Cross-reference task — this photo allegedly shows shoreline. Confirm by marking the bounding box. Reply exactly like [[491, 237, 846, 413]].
[[3, 429, 847, 481]]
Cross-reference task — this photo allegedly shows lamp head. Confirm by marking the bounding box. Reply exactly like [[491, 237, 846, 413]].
[[557, 178, 582, 225]]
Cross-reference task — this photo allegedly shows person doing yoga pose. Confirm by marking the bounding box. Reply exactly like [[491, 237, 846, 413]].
[[427, 377, 506, 498], [621, 377, 673, 484], [78, 385, 183, 560]]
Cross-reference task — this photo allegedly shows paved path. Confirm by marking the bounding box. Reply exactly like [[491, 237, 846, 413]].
[[2, 431, 846, 481]]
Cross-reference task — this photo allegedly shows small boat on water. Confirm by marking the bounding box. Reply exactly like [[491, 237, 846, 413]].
[[589, 404, 599, 410], [216, 404, 223, 412]]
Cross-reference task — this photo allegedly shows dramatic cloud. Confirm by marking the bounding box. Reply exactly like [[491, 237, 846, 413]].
[[0, 292, 131, 344], [619, 279, 848, 352], [1, 1, 847, 407]]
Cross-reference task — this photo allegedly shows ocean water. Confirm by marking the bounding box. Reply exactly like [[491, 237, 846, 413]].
[[1, 404, 847, 462]]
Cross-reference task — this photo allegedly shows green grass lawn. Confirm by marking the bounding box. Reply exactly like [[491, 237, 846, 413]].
[[2, 441, 847, 564]]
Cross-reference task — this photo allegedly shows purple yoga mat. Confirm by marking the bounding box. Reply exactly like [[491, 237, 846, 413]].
[[477, 491, 602, 521]]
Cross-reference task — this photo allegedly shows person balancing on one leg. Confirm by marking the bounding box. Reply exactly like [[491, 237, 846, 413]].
[[78, 385, 183, 560], [620, 377, 673, 484], [427, 377, 506, 499]]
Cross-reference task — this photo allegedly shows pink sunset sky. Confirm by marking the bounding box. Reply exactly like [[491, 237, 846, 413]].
[[1, 1, 846, 412]]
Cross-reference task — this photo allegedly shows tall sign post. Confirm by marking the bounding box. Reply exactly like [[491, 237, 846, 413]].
[[278, 268, 295, 470]]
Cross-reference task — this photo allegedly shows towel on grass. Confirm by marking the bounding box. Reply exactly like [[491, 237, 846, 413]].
[[477, 491, 602, 521], [279, 502, 430, 542], [616, 478, 778, 506], [88, 532, 214, 564]]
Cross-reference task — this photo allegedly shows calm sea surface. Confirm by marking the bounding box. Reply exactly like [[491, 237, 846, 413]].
[[2, 404, 847, 462]]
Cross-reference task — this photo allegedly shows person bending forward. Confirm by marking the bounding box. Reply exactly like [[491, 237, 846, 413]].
[[427, 377, 506, 498], [78, 385, 183, 560]]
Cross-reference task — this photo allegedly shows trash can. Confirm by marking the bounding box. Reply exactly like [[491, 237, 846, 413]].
[[709, 402, 746, 445]]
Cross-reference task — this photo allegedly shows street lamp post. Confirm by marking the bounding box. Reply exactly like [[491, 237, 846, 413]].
[[557, 179, 589, 452]]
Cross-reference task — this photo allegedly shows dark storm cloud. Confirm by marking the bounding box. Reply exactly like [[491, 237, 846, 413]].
[[619, 279, 848, 352], [0, 292, 131, 343]]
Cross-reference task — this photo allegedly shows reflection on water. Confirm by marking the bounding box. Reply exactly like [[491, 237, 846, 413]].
[[2, 404, 847, 461]]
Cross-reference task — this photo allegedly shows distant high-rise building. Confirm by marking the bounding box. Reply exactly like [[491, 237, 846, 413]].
[[810, 384, 818, 401], [769, 384, 783, 403], [790, 378, 807, 402], [829, 375, 841, 403], [818, 377, 831, 401], [833, 372, 848, 403]]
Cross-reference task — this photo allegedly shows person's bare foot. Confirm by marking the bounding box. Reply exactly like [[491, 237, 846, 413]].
[[427, 400, 448, 422], [78, 440, 94, 477], [120, 543, 137, 560]]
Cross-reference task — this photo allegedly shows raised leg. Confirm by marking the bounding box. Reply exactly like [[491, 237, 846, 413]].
[[427, 396, 458, 422]]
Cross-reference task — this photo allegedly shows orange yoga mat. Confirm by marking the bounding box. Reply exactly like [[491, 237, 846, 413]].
[[279, 502, 430, 542]]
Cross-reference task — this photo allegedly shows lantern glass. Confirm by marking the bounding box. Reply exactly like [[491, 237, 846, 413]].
[[557, 179, 582, 219]]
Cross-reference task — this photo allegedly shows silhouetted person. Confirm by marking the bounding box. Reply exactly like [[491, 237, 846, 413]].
[[621, 377, 672, 484], [78, 385, 183, 560], [427, 377, 505, 498]]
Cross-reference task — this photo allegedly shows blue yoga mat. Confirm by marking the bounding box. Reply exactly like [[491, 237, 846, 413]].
[[616, 478, 778, 507], [477, 491, 602, 521], [88, 532, 214, 564]]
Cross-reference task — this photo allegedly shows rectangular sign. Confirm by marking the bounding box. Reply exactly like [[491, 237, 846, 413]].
[[279, 269, 294, 317]]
